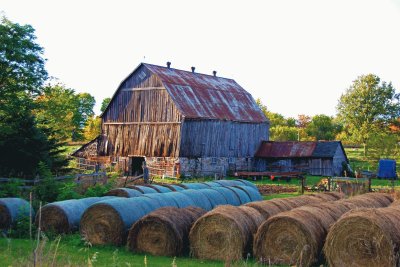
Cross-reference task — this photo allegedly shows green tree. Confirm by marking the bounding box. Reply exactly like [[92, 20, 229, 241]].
[[306, 114, 341, 141], [270, 125, 298, 141], [35, 83, 95, 141], [337, 74, 400, 156], [83, 116, 102, 141], [100, 97, 111, 113], [0, 16, 67, 177]]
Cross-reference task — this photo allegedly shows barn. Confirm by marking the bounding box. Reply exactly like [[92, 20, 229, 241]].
[[254, 141, 348, 176], [73, 62, 269, 177]]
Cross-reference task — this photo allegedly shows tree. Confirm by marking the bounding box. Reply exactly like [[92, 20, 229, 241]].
[[35, 83, 95, 141], [337, 74, 400, 156], [83, 116, 102, 141], [0, 16, 67, 177], [306, 114, 341, 141], [100, 97, 111, 113]]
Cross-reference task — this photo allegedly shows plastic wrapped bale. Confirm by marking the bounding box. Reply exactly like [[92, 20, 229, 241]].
[[324, 205, 400, 267], [163, 192, 196, 208], [235, 179, 258, 189], [142, 193, 179, 207], [168, 184, 186, 191], [179, 190, 213, 211], [127, 206, 206, 256], [127, 185, 158, 194], [202, 181, 223, 187], [38, 196, 114, 234], [189, 205, 263, 261], [197, 189, 228, 208], [253, 193, 393, 266], [0, 198, 33, 229], [233, 185, 262, 201], [226, 187, 251, 205], [210, 187, 241, 206], [180, 183, 209, 190], [80, 196, 163, 245], [154, 183, 180, 191], [213, 180, 243, 187], [143, 184, 173, 193], [105, 188, 143, 198]]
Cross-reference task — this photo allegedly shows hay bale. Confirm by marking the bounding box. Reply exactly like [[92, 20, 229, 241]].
[[214, 180, 243, 187], [127, 206, 206, 256], [202, 181, 223, 187], [154, 183, 178, 191], [127, 185, 158, 194], [164, 192, 197, 208], [226, 187, 251, 204], [210, 187, 241, 206], [233, 185, 262, 201], [0, 198, 33, 229], [189, 205, 263, 261], [197, 189, 228, 208], [80, 196, 164, 245], [311, 192, 345, 201], [38, 196, 114, 234], [181, 183, 210, 190], [235, 179, 258, 189], [105, 188, 143, 198], [168, 184, 185, 191], [143, 184, 173, 193], [179, 190, 213, 211], [142, 193, 179, 208], [253, 193, 393, 266], [324, 205, 400, 267]]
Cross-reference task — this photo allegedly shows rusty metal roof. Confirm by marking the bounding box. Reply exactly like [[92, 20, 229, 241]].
[[255, 141, 317, 158], [255, 141, 347, 160], [143, 63, 267, 123]]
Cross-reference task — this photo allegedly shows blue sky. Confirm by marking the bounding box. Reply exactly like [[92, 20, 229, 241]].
[[1, 0, 400, 118]]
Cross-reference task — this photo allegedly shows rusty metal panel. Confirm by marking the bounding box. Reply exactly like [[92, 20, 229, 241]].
[[144, 63, 267, 123], [255, 141, 317, 158]]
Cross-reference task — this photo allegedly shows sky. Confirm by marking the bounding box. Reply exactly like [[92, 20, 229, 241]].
[[1, 0, 400, 118]]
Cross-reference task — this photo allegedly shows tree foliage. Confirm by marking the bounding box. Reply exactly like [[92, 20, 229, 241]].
[[83, 116, 102, 141], [306, 114, 341, 141], [100, 97, 111, 113], [0, 16, 67, 177], [337, 74, 400, 155]]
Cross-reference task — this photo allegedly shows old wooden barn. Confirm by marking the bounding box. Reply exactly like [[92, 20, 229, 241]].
[[74, 62, 269, 177], [254, 141, 348, 176]]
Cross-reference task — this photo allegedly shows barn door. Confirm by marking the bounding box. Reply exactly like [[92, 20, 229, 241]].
[[130, 156, 145, 176]]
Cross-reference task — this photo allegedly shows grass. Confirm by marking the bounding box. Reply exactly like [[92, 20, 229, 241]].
[[0, 235, 233, 267]]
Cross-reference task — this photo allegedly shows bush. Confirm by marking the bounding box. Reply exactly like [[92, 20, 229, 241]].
[[34, 162, 60, 202], [56, 182, 82, 201], [0, 178, 23, 197]]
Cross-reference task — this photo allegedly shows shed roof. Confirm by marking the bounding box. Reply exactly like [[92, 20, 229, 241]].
[[255, 141, 347, 161], [102, 63, 268, 123]]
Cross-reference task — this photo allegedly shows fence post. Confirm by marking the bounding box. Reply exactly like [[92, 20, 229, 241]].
[[328, 177, 331, 192], [301, 176, 305, 195], [368, 177, 372, 192]]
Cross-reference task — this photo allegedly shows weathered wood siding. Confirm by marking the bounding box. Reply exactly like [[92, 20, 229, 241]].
[[179, 120, 269, 157], [99, 66, 183, 157]]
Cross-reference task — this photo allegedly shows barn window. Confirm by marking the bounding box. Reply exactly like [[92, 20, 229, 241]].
[[211, 157, 217, 165], [138, 71, 147, 80]]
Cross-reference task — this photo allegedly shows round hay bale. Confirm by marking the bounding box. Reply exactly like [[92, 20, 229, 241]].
[[38, 196, 114, 234], [197, 189, 228, 208], [210, 187, 241, 206], [143, 184, 173, 193], [153, 183, 178, 191], [245, 200, 283, 219], [226, 187, 251, 204], [235, 179, 257, 189], [311, 192, 345, 201], [253, 193, 393, 266], [179, 190, 213, 211], [168, 184, 186, 191], [105, 188, 143, 198], [181, 183, 210, 190], [142, 193, 179, 208], [202, 181, 223, 187], [232, 185, 262, 201], [324, 206, 400, 267], [189, 205, 262, 261], [127, 206, 206, 256], [80, 196, 163, 245], [0, 198, 33, 229], [164, 192, 196, 208], [214, 180, 242, 187], [127, 185, 158, 194], [283, 195, 323, 207]]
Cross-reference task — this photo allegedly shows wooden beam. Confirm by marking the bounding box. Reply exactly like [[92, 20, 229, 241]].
[[121, 87, 165, 92], [103, 122, 181, 125]]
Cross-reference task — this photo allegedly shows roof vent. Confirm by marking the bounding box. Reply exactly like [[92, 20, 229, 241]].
[[166, 62, 171, 68], [191, 66, 195, 73], [213, 70, 217, 77]]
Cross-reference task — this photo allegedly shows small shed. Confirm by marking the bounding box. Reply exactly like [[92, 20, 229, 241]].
[[254, 141, 348, 176]]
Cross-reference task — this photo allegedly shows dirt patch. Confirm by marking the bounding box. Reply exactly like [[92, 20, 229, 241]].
[[257, 185, 298, 195]]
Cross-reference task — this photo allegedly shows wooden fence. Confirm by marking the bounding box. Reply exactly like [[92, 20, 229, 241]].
[[0, 172, 107, 189]]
